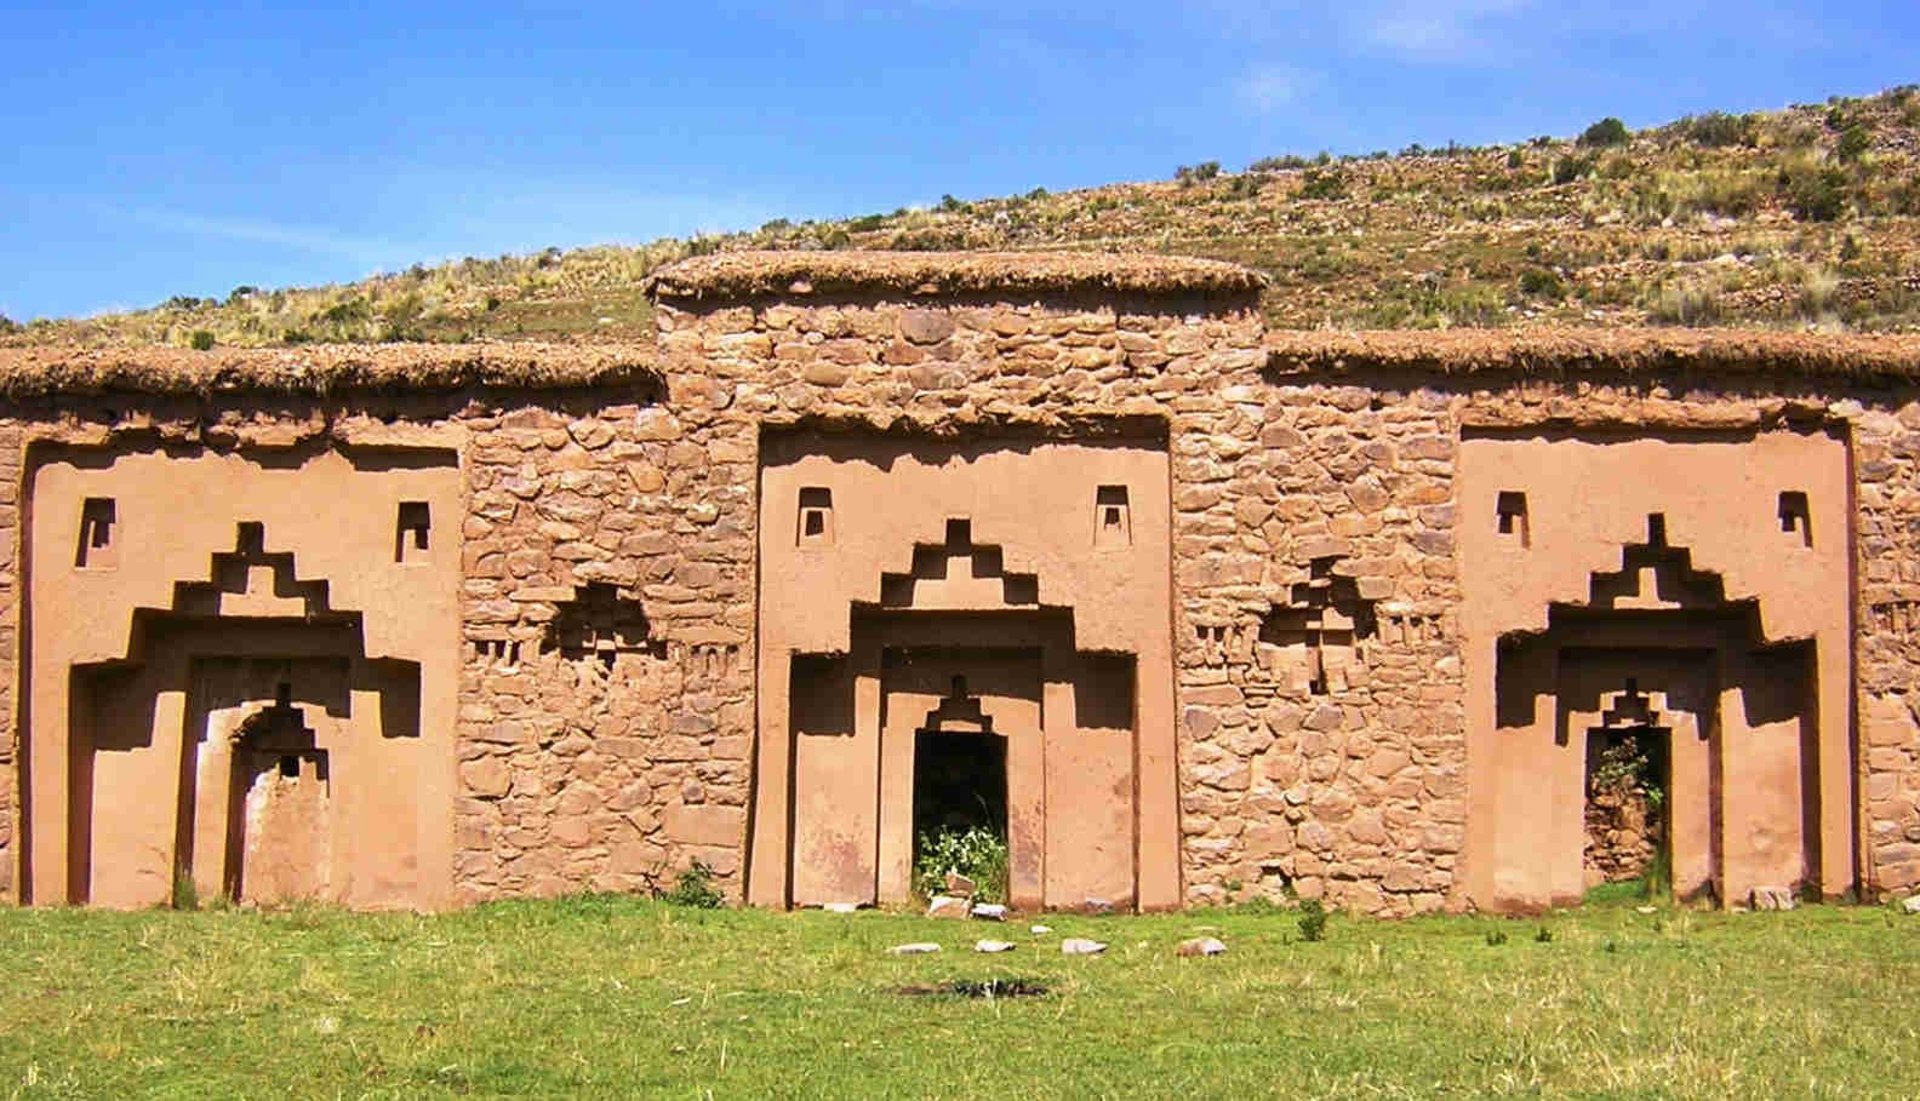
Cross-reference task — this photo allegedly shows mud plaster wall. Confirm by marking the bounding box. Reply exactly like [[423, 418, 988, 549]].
[[0, 383, 757, 910], [654, 284, 1920, 914], [755, 433, 1175, 910], [3, 303, 1920, 913], [1458, 429, 1853, 910], [654, 290, 1475, 913], [26, 445, 463, 908]]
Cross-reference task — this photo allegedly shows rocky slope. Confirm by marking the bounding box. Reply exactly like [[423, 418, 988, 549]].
[[8, 87, 1919, 348]]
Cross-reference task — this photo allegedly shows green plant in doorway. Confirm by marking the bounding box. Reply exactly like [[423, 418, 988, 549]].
[[913, 824, 1008, 904]]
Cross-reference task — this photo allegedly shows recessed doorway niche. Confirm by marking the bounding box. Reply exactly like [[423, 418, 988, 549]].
[[22, 443, 461, 910], [1460, 427, 1854, 912], [749, 430, 1177, 911]]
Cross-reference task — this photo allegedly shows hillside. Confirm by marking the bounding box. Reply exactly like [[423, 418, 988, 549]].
[[7, 87, 1920, 349]]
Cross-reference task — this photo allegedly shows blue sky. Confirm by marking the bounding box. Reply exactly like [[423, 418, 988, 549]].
[[2, 1, 1916, 320]]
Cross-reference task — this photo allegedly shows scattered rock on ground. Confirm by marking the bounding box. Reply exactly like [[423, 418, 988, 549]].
[[890, 943, 941, 955], [970, 903, 1007, 921], [822, 902, 858, 913], [927, 895, 969, 919], [1083, 898, 1114, 915], [1061, 937, 1107, 955], [1750, 886, 1796, 911], [1030, 924, 1052, 934], [974, 940, 1016, 953], [1177, 937, 1227, 957], [1903, 895, 1920, 914]]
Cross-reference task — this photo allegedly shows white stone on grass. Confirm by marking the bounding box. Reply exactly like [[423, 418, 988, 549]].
[[926, 895, 969, 918]]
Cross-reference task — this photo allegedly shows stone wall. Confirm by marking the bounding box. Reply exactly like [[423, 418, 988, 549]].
[[0, 421, 19, 899], [4, 252, 1920, 912], [1852, 396, 1920, 895], [452, 393, 755, 902]]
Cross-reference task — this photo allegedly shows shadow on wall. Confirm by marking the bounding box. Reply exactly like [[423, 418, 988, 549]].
[[1493, 517, 1822, 907]]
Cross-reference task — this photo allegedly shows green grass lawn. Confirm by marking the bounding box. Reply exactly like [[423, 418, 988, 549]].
[[2, 895, 1916, 1098]]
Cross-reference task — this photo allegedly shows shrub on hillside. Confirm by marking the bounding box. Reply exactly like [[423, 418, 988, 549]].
[[1249, 154, 1311, 173], [1173, 161, 1222, 186], [1297, 168, 1346, 201], [1836, 123, 1873, 163], [1579, 117, 1630, 148], [1552, 154, 1596, 185], [1519, 268, 1566, 300], [1676, 111, 1757, 148], [1778, 165, 1848, 222]]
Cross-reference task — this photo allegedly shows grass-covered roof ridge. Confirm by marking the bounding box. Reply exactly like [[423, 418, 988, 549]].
[[5, 324, 1920, 397], [1264, 327, 1920, 378], [0, 342, 658, 397], [645, 250, 1267, 300]]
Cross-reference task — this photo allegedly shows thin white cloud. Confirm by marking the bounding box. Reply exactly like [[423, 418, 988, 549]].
[[1360, 0, 1530, 60], [1238, 64, 1309, 114], [120, 208, 418, 266]]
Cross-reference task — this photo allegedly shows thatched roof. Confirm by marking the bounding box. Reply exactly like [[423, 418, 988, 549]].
[[6, 326, 1920, 401], [0, 343, 659, 397], [1265, 328, 1920, 379], [645, 250, 1269, 300]]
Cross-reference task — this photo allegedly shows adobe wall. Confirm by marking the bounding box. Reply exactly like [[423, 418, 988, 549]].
[[0, 383, 754, 908], [643, 289, 1918, 913], [756, 433, 1177, 911], [2, 252, 1920, 914]]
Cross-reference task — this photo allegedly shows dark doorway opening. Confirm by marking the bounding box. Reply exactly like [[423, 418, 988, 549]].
[[1584, 725, 1670, 896], [913, 729, 1007, 848]]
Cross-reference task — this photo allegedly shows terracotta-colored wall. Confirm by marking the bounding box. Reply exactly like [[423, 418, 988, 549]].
[[754, 433, 1174, 909], [6, 269, 1920, 915], [1457, 429, 1854, 909], [24, 443, 462, 908]]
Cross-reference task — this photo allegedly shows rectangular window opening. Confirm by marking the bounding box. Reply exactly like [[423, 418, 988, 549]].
[[75, 497, 118, 569], [1778, 491, 1812, 548], [797, 487, 834, 546], [396, 501, 432, 564], [1495, 491, 1529, 546], [1094, 485, 1131, 548]]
